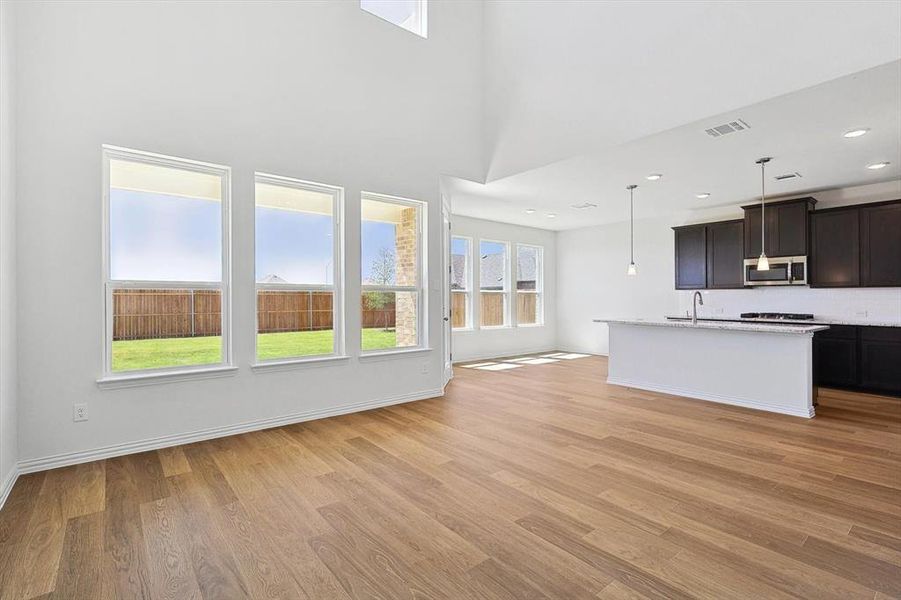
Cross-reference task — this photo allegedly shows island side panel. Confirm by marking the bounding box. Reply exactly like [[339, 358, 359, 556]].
[[606, 322, 815, 418]]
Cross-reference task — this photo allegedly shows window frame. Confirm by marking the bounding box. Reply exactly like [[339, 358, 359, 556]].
[[450, 235, 473, 331], [360, 191, 428, 354], [479, 238, 511, 329], [253, 172, 345, 365], [515, 243, 544, 328], [100, 145, 233, 381]]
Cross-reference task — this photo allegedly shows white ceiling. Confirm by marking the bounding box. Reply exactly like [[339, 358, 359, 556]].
[[450, 59, 901, 230], [481, 1, 901, 182]]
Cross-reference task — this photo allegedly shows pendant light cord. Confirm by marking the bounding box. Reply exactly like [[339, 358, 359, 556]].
[[760, 159, 766, 254], [630, 187, 634, 263]]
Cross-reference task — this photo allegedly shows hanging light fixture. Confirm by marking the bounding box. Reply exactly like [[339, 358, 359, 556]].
[[756, 157, 772, 271], [627, 184, 638, 276]]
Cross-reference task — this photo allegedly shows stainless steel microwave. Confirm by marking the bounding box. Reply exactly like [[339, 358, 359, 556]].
[[743, 255, 807, 286]]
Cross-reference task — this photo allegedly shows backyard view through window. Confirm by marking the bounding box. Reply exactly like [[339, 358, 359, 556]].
[[105, 148, 228, 373], [517, 244, 543, 325], [361, 194, 424, 350], [451, 236, 471, 329], [480, 240, 508, 327], [255, 174, 343, 361]]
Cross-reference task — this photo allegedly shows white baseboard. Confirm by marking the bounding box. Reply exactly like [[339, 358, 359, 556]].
[[0, 465, 19, 512], [606, 377, 815, 419], [15, 387, 445, 476], [452, 346, 558, 364]]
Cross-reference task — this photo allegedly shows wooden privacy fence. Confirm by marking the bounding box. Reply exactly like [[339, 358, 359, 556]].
[[112, 289, 396, 341], [476, 292, 538, 327]]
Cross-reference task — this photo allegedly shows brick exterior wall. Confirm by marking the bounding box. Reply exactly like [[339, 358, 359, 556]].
[[395, 207, 418, 346]]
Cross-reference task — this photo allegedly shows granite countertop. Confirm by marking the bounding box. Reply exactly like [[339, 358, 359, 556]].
[[593, 318, 829, 335], [663, 314, 901, 328]]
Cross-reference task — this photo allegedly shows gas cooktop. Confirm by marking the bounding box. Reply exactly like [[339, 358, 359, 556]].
[[740, 312, 815, 321]]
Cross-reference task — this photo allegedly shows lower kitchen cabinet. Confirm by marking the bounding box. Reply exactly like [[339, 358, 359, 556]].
[[813, 325, 901, 397]]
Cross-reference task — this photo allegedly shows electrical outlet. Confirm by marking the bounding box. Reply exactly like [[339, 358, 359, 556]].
[[714, 308, 724, 315], [420, 362, 430, 375], [73, 403, 88, 422], [855, 310, 868, 317]]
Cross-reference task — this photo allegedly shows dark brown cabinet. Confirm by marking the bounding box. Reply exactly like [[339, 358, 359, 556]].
[[813, 326, 858, 388], [743, 197, 815, 258], [705, 220, 745, 289], [860, 201, 901, 287], [673, 225, 706, 289], [810, 208, 860, 287], [860, 327, 901, 394], [809, 199, 901, 288], [813, 325, 901, 396], [673, 220, 745, 290]]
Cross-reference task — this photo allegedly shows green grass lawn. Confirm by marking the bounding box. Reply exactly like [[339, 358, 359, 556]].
[[111, 328, 397, 372]]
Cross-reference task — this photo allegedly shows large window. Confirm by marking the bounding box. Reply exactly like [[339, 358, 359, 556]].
[[480, 240, 509, 327], [361, 193, 426, 351], [255, 174, 343, 362], [360, 0, 427, 38], [102, 146, 230, 375], [451, 236, 472, 330], [516, 244, 544, 326]]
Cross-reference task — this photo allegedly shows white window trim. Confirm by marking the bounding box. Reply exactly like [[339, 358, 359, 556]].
[[479, 238, 511, 328], [361, 0, 428, 39], [98, 145, 232, 385], [360, 191, 428, 355], [515, 243, 545, 328], [451, 235, 472, 331], [252, 173, 345, 366]]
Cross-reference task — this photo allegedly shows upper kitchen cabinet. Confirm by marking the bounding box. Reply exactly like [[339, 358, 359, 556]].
[[673, 220, 744, 290], [673, 224, 706, 289], [743, 197, 816, 259], [860, 200, 901, 287], [810, 207, 860, 287], [705, 219, 745, 289]]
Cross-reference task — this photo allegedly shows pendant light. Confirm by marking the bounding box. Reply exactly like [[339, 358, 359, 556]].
[[627, 184, 638, 276], [756, 157, 772, 271]]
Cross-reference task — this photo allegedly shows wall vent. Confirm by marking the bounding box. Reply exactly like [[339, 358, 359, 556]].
[[774, 172, 802, 181], [705, 119, 751, 138], [571, 202, 598, 209]]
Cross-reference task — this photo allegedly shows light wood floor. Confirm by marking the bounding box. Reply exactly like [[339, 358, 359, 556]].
[[1, 355, 899, 599]]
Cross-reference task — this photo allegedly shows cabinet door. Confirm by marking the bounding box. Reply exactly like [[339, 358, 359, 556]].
[[810, 208, 860, 287], [743, 206, 778, 259], [861, 201, 901, 287], [674, 226, 707, 289], [813, 326, 859, 388], [706, 221, 744, 288], [774, 201, 808, 257], [859, 327, 901, 395]]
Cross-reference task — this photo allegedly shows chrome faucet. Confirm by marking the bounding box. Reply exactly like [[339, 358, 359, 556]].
[[692, 291, 704, 324]]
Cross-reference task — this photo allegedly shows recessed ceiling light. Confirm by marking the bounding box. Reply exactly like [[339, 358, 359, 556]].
[[867, 162, 890, 170], [696, 193, 710, 199], [646, 173, 662, 181], [843, 128, 870, 138], [546, 213, 557, 218], [525, 208, 536, 214]]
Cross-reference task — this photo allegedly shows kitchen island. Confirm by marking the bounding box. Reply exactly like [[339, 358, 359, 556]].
[[593, 318, 829, 418]]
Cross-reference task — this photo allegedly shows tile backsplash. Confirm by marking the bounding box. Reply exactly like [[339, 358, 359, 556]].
[[677, 287, 901, 324]]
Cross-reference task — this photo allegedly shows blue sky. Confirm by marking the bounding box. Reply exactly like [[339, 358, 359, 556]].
[[110, 189, 398, 284]]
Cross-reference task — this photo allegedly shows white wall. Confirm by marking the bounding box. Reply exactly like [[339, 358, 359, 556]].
[[558, 181, 901, 355], [0, 0, 18, 494], [451, 215, 557, 361], [14, 1, 484, 466]]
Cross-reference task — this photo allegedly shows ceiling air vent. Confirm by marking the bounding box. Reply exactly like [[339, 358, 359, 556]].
[[774, 172, 802, 181], [571, 202, 598, 209], [705, 119, 751, 138]]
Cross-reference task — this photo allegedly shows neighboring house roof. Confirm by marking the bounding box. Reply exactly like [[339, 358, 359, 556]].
[[478, 252, 538, 291], [259, 273, 288, 283], [451, 254, 466, 289]]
